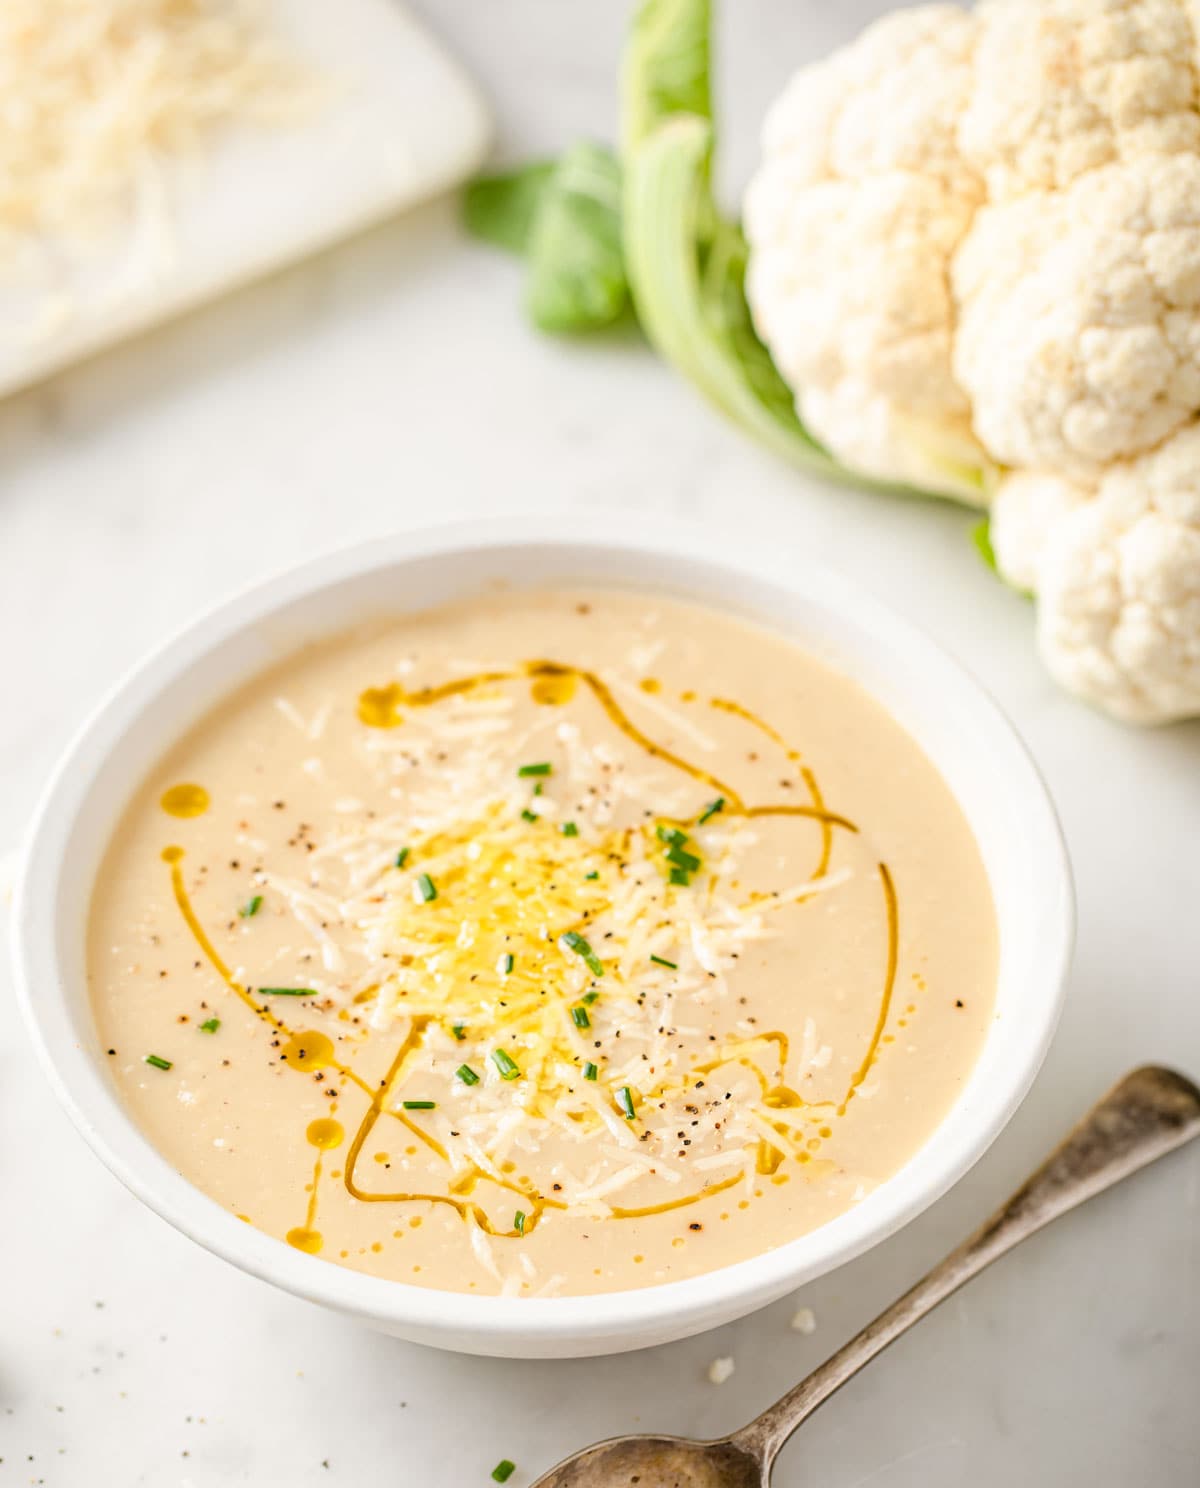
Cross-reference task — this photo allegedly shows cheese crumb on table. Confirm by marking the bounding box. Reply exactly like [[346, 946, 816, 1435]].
[[707, 1356, 735, 1385], [790, 1306, 817, 1335]]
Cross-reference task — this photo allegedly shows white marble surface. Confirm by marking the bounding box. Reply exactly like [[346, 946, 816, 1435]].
[[2, 3, 1199, 1484]]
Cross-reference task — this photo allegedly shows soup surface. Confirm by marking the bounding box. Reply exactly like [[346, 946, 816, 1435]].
[[89, 588, 997, 1297]]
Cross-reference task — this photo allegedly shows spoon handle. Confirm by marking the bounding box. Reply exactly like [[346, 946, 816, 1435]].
[[733, 1065, 1200, 1469]]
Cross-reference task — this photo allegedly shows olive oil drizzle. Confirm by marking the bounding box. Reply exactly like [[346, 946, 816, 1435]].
[[160, 651, 904, 1263], [341, 1036, 565, 1238], [707, 695, 837, 877], [160, 845, 375, 1102], [358, 659, 855, 835], [839, 862, 899, 1116]]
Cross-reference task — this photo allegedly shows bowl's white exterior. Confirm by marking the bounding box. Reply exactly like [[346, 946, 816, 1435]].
[[12, 516, 1073, 1358]]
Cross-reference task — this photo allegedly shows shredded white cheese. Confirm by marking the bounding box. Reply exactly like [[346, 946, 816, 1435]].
[[0, 0, 325, 315]]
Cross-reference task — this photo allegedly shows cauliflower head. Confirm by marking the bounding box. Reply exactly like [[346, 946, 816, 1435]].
[[744, 0, 1200, 723]]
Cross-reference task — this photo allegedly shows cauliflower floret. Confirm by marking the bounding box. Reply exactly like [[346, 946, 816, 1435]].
[[756, 3, 979, 193], [745, 0, 1200, 721], [954, 155, 1200, 475], [748, 172, 981, 495], [992, 427, 1200, 722], [960, 0, 1200, 200], [990, 471, 1091, 594], [744, 4, 988, 499]]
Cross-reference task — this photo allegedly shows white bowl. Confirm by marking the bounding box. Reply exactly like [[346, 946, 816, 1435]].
[[12, 516, 1073, 1358]]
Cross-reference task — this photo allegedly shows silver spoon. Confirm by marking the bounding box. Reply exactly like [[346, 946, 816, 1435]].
[[532, 1065, 1200, 1488]]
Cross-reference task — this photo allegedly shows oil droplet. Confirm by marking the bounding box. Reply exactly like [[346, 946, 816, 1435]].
[[672, 1237, 685, 1249], [286, 1227, 323, 1254], [371, 1242, 383, 1253], [680, 690, 696, 703], [160, 784, 209, 819], [161, 845, 184, 864], [281, 1030, 334, 1071], [818, 1126, 832, 1139], [408, 1216, 422, 1229], [756, 1140, 784, 1176], [633, 1254, 644, 1264], [373, 1152, 390, 1165], [306, 1118, 344, 1150], [531, 671, 577, 706], [638, 678, 661, 695], [357, 683, 404, 728], [236, 1213, 251, 1223]]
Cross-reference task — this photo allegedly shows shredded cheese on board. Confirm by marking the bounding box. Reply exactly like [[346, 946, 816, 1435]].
[[0, 0, 324, 320]]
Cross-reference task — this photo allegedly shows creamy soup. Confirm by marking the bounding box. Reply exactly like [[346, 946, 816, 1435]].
[[89, 588, 997, 1298]]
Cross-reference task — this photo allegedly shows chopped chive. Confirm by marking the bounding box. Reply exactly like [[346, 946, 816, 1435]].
[[561, 821, 579, 837], [144, 1054, 172, 1071], [456, 1064, 480, 1086], [560, 930, 603, 978], [532, 780, 543, 797], [452, 1022, 467, 1041], [581, 990, 600, 1005], [414, 872, 437, 903], [665, 843, 701, 873], [492, 1049, 521, 1081], [583, 1061, 599, 1081], [402, 1100, 436, 1110], [668, 867, 691, 887], [394, 847, 410, 869], [492, 1462, 517, 1484], [517, 762, 552, 778], [585, 870, 600, 881], [498, 953, 514, 976], [514, 1210, 526, 1235], [239, 894, 262, 918], [570, 1004, 590, 1029], [617, 1085, 637, 1120], [199, 1017, 220, 1034], [656, 824, 688, 847], [521, 808, 538, 823], [650, 955, 678, 970], [698, 797, 725, 825], [257, 986, 314, 997]]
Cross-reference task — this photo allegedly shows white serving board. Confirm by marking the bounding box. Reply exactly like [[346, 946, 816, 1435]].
[[0, 0, 491, 399]]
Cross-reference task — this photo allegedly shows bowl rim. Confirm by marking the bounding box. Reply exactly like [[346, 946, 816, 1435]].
[[12, 514, 1074, 1348]]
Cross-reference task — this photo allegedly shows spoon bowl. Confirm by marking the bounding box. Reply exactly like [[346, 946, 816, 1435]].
[[532, 1066, 1200, 1488], [532, 1436, 761, 1487]]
